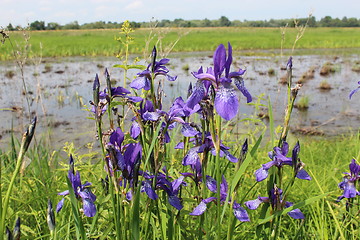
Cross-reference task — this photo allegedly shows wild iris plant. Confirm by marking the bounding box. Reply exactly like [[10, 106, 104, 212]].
[[247, 57, 311, 239], [52, 33, 316, 239], [56, 155, 97, 218], [338, 84, 360, 238], [335, 159, 360, 238]]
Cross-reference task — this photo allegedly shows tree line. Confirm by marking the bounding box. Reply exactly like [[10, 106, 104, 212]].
[[5, 15, 360, 31]]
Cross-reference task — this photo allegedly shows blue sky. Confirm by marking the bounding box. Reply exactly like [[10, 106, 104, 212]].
[[1, 0, 359, 27]]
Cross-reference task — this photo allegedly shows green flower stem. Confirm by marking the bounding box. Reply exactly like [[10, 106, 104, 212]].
[[214, 114, 222, 238], [150, 73, 158, 110], [109, 177, 122, 239], [96, 119, 106, 159], [106, 72, 114, 130]]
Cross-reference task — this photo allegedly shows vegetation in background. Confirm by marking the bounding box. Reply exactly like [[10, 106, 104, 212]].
[[4, 15, 360, 31], [2, 27, 360, 61]]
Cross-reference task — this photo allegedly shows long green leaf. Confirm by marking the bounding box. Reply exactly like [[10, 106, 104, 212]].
[[113, 64, 146, 70], [131, 187, 141, 240], [230, 134, 263, 193]]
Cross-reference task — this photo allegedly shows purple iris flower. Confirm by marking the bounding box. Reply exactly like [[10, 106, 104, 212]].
[[186, 42, 252, 120], [245, 187, 304, 219], [141, 168, 186, 210], [91, 74, 142, 117], [130, 98, 199, 142], [349, 81, 360, 99], [255, 142, 311, 182], [180, 131, 238, 164], [107, 127, 142, 183], [190, 175, 250, 222], [156, 172, 186, 210], [130, 100, 157, 139], [56, 156, 97, 217], [130, 47, 177, 90], [337, 159, 360, 201]]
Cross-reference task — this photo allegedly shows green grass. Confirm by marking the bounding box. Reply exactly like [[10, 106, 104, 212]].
[[1, 130, 359, 239], [2, 27, 360, 60]]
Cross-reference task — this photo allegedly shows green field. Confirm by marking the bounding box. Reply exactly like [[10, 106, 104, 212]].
[[1, 27, 360, 60]]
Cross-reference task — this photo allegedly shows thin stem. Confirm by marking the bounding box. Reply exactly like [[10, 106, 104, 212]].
[[214, 114, 222, 239]]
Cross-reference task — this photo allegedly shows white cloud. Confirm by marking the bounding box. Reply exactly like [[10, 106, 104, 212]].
[[125, 0, 144, 10]]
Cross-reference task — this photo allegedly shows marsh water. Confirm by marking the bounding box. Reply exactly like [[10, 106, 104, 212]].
[[1, 50, 360, 150]]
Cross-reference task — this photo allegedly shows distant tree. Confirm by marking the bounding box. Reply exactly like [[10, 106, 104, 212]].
[[219, 16, 231, 27], [47, 22, 61, 30], [30, 20, 46, 30], [307, 16, 317, 27], [173, 18, 185, 27], [63, 21, 80, 29], [202, 18, 212, 27], [129, 21, 141, 28], [346, 17, 360, 27], [319, 16, 333, 27], [6, 23, 16, 31], [158, 19, 171, 27]]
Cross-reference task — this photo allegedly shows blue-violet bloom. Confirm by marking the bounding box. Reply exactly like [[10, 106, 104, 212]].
[[245, 187, 304, 219], [190, 175, 249, 222], [255, 141, 311, 182], [337, 159, 360, 201], [186, 42, 252, 120], [56, 155, 97, 217], [130, 46, 177, 90]]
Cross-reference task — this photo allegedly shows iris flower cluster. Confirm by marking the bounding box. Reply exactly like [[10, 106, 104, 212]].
[[190, 175, 250, 222], [245, 186, 304, 219], [255, 141, 311, 182]]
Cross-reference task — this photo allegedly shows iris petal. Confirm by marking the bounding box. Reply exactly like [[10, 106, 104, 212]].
[[186, 80, 205, 109], [214, 84, 239, 121], [181, 123, 198, 137], [296, 169, 311, 180], [130, 76, 150, 90], [255, 167, 269, 182], [233, 202, 250, 222], [168, 195, 183, 210], [234, 77, 252, 103], [206, 175, 217, 193], [245, 198, 263, 210], [82, 198, 97, 217], [183, 147, 201, 166], [56, 198, 65, 213], [144, 180, 158, 200], [190, 201, 207, 216]]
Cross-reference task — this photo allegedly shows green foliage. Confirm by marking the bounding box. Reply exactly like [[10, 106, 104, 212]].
[[14, 16, 360, 31], [2, 27, 360, 61], [295, 95, 310, 110]]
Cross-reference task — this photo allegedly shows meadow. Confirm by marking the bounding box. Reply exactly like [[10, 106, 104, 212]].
[[2, 27, 360, 60], [1, 24, 360, 239]]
